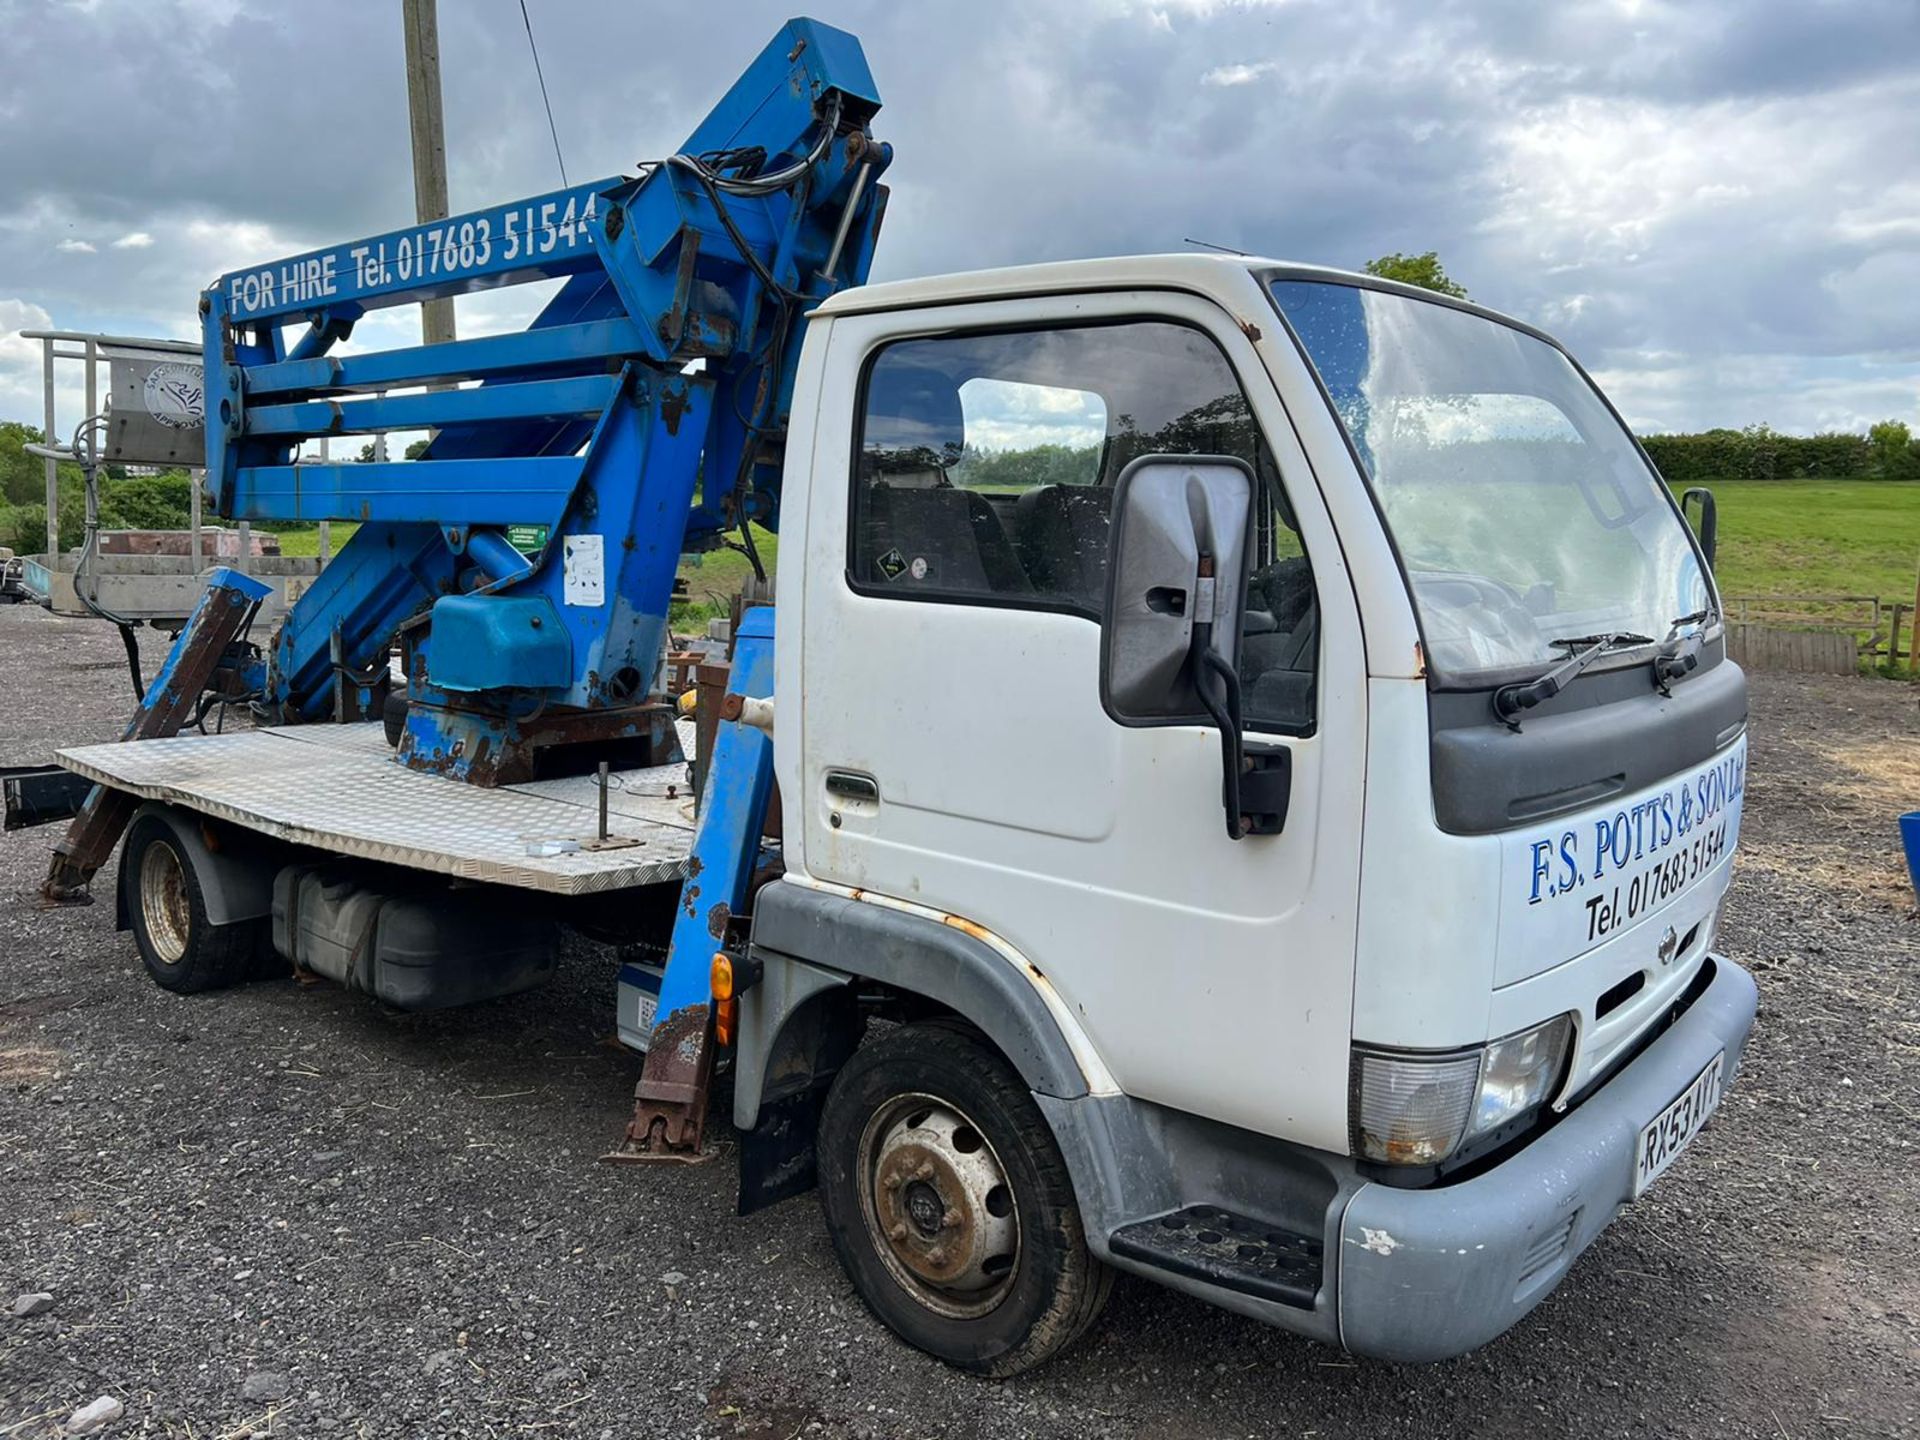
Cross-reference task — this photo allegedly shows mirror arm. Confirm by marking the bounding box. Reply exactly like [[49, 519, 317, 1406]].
[[1188, 551, 1248, 842], [1195, 639, 1248, 841], [1190, 554, 1290, 842]]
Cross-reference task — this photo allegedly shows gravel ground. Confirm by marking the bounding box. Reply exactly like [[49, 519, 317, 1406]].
[[2, 603, 1916, 1439]]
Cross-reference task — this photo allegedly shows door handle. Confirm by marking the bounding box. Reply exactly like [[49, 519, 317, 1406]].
[[824, 770, 879, 802]]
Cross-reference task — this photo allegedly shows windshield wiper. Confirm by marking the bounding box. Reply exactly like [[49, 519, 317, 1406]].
[[1654, 610, 1711, 693], [1493, 632, 1654, 729]]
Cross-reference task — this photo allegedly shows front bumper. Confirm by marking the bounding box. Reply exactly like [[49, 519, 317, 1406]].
[[1335, 954, 1758, 1362]]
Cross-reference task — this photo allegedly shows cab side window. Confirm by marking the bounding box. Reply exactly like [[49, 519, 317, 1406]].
[[850, 320, 1319, 733]]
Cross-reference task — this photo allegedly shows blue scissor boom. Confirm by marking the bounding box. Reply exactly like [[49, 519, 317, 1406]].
[[200, 17, 889, 782]]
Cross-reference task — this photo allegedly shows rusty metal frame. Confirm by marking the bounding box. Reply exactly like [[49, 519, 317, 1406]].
[[608, 606, 777, 1160], [43, 566, 271, 901]]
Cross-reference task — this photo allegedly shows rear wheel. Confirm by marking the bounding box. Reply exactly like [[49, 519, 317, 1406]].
[[817, 1022, 1112, 1376], [122, 816, 260, 994]]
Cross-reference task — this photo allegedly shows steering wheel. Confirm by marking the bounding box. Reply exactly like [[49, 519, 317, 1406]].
[[1413, 573, 1548, 658]]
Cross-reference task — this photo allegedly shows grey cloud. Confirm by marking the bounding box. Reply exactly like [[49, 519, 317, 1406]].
[[0, 0, 1915, 435]]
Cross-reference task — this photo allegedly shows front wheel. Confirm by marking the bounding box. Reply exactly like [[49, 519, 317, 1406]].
[[121, 815, 261, 994], [816, 1021, 1113, 1377]]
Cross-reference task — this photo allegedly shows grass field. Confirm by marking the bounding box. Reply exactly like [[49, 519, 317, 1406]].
[[1690, 479, 1920, 601], [672, 526, 779, 624], [272, 525, 343, 558]]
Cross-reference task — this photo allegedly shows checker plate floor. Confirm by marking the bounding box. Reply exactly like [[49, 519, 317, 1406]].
[[58, 722, 699, 895]]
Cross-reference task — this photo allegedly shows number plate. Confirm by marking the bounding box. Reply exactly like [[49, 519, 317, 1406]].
[[1633, 1052, 1724, 1197]]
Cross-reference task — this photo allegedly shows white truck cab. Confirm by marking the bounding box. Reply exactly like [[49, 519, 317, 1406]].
[[47, 248, 1756, 1379], [729, 253, 1755, 1372]]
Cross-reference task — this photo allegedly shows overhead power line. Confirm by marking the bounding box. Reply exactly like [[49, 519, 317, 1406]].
[[517, 0, 569, 187]]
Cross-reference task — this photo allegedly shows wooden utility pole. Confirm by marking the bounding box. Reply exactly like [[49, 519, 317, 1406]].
[[402, 0, 456, 348]]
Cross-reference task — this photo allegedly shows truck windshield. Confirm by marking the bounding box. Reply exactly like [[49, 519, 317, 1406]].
[[1268, 278, 1711, 685]]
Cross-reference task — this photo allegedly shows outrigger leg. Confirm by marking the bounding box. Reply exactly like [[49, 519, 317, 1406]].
[[606, 608, 777, 1162], [43, 567, 270, 902]]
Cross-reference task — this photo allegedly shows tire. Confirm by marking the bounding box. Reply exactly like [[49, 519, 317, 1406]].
[[817, 1021, 1113, 1377], [121, 816, 260, 995]]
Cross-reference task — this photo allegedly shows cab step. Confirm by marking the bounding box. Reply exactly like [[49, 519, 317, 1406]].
[[1108, 1205, 1323, 1308]]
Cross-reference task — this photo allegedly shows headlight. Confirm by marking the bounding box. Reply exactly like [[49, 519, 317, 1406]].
[[1352, 1014, 1574, 1166], [1469, 1015, 1572, 1140]]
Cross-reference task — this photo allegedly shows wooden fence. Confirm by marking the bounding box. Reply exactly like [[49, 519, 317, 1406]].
[[1888, 602, 1917, 676], [1721, 594, 1917, 677], [1724, 624, 1859, 675]]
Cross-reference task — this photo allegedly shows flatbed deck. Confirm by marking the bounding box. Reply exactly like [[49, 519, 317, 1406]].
[[57, 722, 697, 895]]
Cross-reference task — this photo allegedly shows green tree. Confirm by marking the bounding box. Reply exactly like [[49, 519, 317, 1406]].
[[0, 420, 85, 506], [950, 442, 1102, 491], [1868, 419, 1917, 478], [1362, 251, 1468, 299], [1, 421, 44, 505], [353, 438, 430, 462], [102, 471, 196, 529], [0, 503, 47, 550]]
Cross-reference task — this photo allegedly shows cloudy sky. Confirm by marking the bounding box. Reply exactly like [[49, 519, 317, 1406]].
[[3, 0, 1917, 440]]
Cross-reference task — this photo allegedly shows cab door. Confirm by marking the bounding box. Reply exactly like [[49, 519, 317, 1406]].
[[793, 289, 1367, 1151]]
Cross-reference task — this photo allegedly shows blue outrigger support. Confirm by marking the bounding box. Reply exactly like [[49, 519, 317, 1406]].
[[615, 608, 778, 1158], [43, 567, 272, 900]]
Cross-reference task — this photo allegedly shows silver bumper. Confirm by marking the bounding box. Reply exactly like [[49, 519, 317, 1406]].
[[1335, 954, 1758, 1362]]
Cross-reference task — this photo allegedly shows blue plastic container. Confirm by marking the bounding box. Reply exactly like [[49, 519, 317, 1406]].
[[1903, 812, 1920, 902]]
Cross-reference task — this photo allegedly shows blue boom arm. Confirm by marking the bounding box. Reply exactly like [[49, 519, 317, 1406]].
[[201, 17, 889, 775]]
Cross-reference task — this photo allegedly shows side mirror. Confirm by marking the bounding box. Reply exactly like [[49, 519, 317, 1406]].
[[1102, 455, 1288, 840], [1680, 486, 1717, 569], [1101, 454, 1254, 722]]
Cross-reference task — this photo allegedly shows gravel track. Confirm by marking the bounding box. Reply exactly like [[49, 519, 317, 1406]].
[[2, 603, 1915, 1438]]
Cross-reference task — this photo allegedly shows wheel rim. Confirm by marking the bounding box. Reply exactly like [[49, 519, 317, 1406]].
[[856, 1091, 1020, 1319], [138, 840, 191, 965]]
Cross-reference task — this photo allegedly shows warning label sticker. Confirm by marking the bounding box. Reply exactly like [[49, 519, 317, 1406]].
[[563, 534, 605, 606]]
